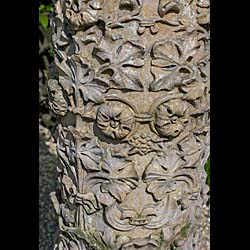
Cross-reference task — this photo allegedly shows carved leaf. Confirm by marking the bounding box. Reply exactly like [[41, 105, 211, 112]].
[[57, 128, 78, 185], [56, 55, 105, 104], [119, 0, 142, 12], [182, 151, 202, 168], [118, 41, 145, 67], [181, 33, 200, 63], [163, 151, 182, 171], [96, 41, 145, 90], [150, 40, 195, 91], [56, 236, 85, 250], [59, 77, 74, 95], [120, 238, 159, 249], [82, 192, 100, 214], [120, 207, 137, 220], [94, 46, 112, 63], [178, 135, 202, 168], [52, 16, 70, 47], [90, 0, 105, 10], [68, 126, 93, 142], [84, 152, 138, 203], [152, 40, 180, 64], [67, 55, 95, 84], [48, 79, 68, 116], [150, 36, 201, 91], [96, 189, 115, 206], [56, 59, 74, 81], [179, 135, 200, 155], [181, 82, 206, 101], [62, 175, 77, 196], [50, 191, 60, 215], [101, 179, 132, 202], [194, 112, 209, 134], [158, 0, 180, 23], [73, 26, 103, 48], [82, 102, 100, 120], [101, 158, 138, 202], [101, 152, 138, 180], [146, 178, 177, 201], [78, 83, 104, 103], [78, 138, 103, 171], [143, 153, 184, 200], [65, 1, 98, 29], [150, 69, 184, 91], [179, 4, 197, 29], [61, 204, 75, 224]]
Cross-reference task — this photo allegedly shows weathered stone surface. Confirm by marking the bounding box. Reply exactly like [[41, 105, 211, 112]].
[[48, 0, 210, 249]]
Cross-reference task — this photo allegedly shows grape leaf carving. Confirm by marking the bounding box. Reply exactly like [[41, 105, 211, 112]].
[[150, 34, 202, 91], [95, 40, 145, 91]]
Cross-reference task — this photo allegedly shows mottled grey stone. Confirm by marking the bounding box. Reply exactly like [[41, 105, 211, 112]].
[[48, 1, 210, 249]]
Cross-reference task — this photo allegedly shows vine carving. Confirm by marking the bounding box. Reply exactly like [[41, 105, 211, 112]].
[[49, 0, 210, 249]]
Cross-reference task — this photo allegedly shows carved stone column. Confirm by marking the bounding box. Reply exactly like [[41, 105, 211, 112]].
[[48, 0, 210, 249]]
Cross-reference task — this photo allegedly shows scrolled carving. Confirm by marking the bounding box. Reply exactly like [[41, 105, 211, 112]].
[[49, 0, 210, 249]]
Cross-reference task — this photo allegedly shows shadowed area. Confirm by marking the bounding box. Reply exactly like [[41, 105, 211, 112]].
[[39, 124, 59, 250]]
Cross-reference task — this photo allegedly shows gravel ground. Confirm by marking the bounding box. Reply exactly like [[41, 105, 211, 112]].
[[198, 204, 210, 250], [39, 123, 210, 250], [39, 124, 59, 250]]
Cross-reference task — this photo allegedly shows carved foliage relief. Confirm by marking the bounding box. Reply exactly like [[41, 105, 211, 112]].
[[48, 0, 210, 249]]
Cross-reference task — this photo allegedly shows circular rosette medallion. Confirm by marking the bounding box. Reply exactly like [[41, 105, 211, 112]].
[[153, 99, 190, 139], [96, 102, 135, 140]]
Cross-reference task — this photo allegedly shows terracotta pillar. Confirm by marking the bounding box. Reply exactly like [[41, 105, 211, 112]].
[[48, 0, 210, 249]]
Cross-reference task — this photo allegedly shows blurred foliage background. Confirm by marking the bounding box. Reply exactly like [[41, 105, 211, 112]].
[[38, 0, 210, 186], [39, 0, 56, 132]]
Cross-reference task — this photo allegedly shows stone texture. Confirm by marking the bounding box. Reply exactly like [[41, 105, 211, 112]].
[[39, 124, 59, 250], [48, 1, 210, 249]]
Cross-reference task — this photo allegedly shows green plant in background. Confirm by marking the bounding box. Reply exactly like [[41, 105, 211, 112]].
[[205, 156, 210, 186], [39, 2, 53, 29], [39, 0, 56, 130], [39, 0, 53, 75]]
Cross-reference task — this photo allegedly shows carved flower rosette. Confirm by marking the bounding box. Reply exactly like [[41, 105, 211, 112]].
[[49, 0, 210, 249]]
